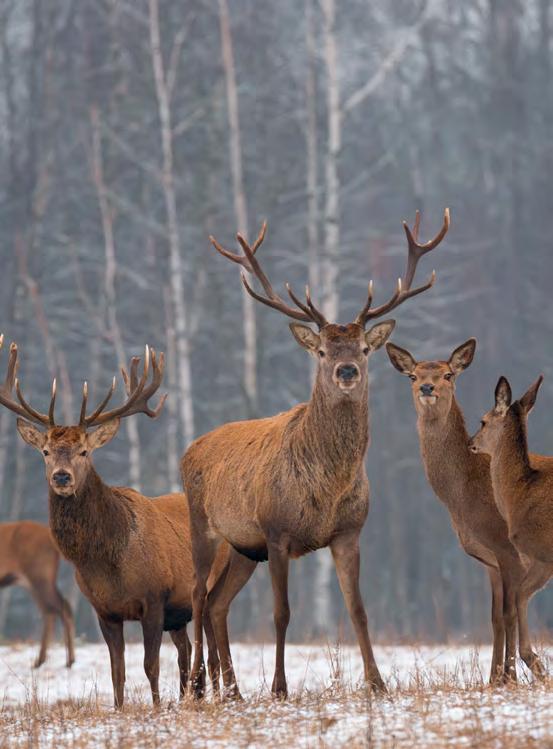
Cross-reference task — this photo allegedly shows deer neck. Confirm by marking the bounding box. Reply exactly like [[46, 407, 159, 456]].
[[490, 405, 533, 512], [291, 375, 369, 499], [48, 467, 133, 570], [417, 396, 477, 505]]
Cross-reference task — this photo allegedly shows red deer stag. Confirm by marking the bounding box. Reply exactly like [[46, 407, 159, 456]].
[[386, 340, 548, 682], [0, 340, 228, 707], [183, 210, 450, 699], [0, 519, 75, 668], [470, 375, 553, 567]]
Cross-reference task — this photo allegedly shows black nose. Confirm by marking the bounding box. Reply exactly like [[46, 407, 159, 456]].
[[420, 383, 434, 396], [337, 364, 359, 381], [53, 471, 71, 487]]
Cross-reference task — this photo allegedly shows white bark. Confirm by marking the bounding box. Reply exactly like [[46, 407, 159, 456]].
[[305, 0, 320, 386], [149, 0, 195, 447], [90, 107, 141, 491], [164, 290, 180, 493], [218, 0, 257, 414], [321, 0, 340, 323]]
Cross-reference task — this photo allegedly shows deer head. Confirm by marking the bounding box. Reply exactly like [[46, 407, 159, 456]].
[[386, 338, 476, 421], [210, 210, 450, 402], [0, 337, 166, 496], [469, 375, 544, 455]]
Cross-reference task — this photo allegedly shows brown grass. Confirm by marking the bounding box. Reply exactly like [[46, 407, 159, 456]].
[[2, 645, 553, 749]]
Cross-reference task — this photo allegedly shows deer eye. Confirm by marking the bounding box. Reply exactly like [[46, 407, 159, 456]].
[[444, 372, 454, 381], [362, 347, 369, 356], [409, 374, 417, 382], [80, 450, 88, 457], [318, 350, 325, 358], [43, 449, 49, 456]]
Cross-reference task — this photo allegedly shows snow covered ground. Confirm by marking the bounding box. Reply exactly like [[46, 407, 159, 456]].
[[1, 639, 552, 747]]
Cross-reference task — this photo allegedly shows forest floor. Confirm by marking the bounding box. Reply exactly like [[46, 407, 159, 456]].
[[0, 639, 552, 748]]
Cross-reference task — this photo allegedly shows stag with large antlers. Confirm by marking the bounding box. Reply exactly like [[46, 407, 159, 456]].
[[0, 338, 231, 708], [182, 210, 450, 699]]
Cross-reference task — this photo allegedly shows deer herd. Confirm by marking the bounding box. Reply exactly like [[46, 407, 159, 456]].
[[0, 208, 552, 708]]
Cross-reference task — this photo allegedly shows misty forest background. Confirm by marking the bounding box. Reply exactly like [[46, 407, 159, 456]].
[[0, 0, 552, 645]]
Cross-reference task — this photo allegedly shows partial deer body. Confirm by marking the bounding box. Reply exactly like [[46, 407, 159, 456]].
[[386, 341, 548, 682], [470, 376, 553, 564], [0, 520, 75, 668], [184, 211, 449, 699], [0, 339, 228, 707]]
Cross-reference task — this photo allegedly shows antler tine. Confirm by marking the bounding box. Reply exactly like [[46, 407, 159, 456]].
[[83, 377, 116, 425], [402, 207, 450, 289], [240, 273, 315, 323], [0, 339, 51, 426], [357, 209, 449, 326], [211, 222, 326, 328], [79, 382, 88, 427], [284, 284, 327, 328], [208, 223, 267, 270], [15, 378, 52, 426], [353, 281, 374, 327], [85, 345, 167, 427], [48, 379, 57, 427]]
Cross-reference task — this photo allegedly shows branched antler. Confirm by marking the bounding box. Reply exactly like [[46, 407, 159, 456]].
[[209, 223, 329, 329], [80, 346, 167, 427], [354, 208, 450, 327], [0, 335, 57, 426]]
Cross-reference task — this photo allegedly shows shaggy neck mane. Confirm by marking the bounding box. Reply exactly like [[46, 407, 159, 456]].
[[285, 374, 369, 502], [492, 404, 533, 494], [48, 466, 134, 569]]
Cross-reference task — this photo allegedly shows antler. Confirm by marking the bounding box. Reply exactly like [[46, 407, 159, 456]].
[[354, 208, 450, 327], [209, 222, 329, 329], [0, 335, 57, 426], [80, 346, 167, 427]]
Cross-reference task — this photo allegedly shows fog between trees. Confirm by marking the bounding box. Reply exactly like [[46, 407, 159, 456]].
[[0, 0, 552, 643]]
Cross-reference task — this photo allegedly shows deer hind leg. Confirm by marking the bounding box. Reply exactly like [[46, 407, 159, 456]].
[[190, 534, 219, 700], [98, 616, 125, 709], [170, 627, 191, 698], [487, 567, 505, 684], [517, 565, 549, 680], [207, 549, 257, 700], [268, 540, 290, 699], [330, 531, 386, 693], [34, 612, 55, 669], [203, 609, 221, 697], [501, 572, 518, 683], [30, 578, 63, 668], [141, 604, 165, 706]]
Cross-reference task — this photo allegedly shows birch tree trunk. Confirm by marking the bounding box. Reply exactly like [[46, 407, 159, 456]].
[[305, 0, 320, 387], [218, 0, 257, 415], [316, 0, 341, 631], [320, 0, 341, 323], [164, 290, 180, 492], [149, 0, 195, 448], [90, 106, 142, 491]]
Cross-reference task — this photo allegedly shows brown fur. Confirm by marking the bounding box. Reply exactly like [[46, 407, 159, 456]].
[[386, 342, 550, 682], [183, 321, 395, 698], [470, 377, 553, 566], [0, 520, 75, 668], [16, 422, 230, 708]]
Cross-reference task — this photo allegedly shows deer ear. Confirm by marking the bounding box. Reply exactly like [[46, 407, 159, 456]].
[[289, 323, 321, 352], [365, 320, 395, 353], [519, 375, 544, 414], [448, 338, 476, 375], [385, 342, 416, 375], [16, 418, 47, 450], [87, 419, 121, 451], [494, 376, 512, 415]]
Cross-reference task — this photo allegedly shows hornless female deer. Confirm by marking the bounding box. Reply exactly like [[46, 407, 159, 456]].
[[386, 341, 549, 682], [183, 210, 450, 699], [470, 375, 553, 567], [0, 339, 228, 707], [0, 520, 75, 668]]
